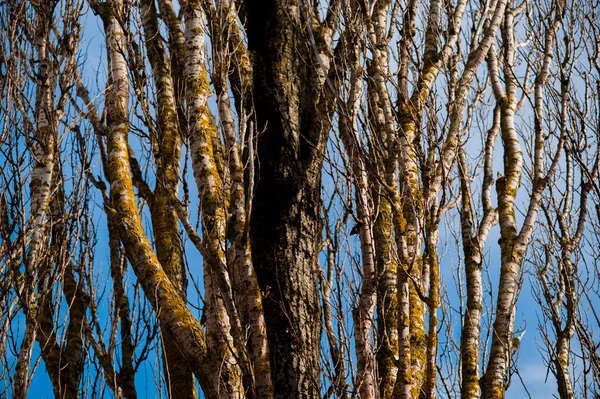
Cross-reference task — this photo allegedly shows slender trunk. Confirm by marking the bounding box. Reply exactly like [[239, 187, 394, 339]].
[[340, 64, 376, 398], [14, 3, 57, 396], [481, 31, 522, 387], [459, 107, 500, 399], [375, 196, 400, 398], [209, 3, 273, 395], [107, 219, 138, 399], [482, 4, 563, 395], [481, 99, 521, 398], [421, 224, 440, 399], [363, 16, 400, 391], [183, 1, 245, 397], [13, 320, 36, 399], [37, 169, 86, 399], [139, 0, 195, 396], [97, 3, 216, 397]]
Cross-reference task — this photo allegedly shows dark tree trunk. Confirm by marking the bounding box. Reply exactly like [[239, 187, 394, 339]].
[[246, 1, 325, 397]]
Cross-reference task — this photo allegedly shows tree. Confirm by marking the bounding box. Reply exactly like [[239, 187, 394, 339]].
[[1, 0, 600, 398]]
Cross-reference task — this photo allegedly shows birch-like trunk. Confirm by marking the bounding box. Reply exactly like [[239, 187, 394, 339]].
[[138, 0, 195, 395], [458, 107, 499, 399], [183, 1, 244, 397], [14, 3, 57, 396], [340, 52, 377, 399], [96, 2, 216, 396], [210, 2, 272, 396], [482, 3, 564, 396]]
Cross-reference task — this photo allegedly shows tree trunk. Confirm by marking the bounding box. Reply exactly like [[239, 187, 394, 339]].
[[246, 1, 327, 396]]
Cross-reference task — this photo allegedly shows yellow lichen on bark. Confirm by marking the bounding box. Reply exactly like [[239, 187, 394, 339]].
[[96, 3, 218, 397], [183, 2, 245, 396]]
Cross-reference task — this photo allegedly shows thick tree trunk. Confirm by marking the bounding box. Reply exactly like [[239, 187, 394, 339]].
[[246, 1, 326, 396]]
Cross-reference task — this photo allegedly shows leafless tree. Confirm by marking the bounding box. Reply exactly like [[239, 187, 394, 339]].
[[2, 0, 600, 398]]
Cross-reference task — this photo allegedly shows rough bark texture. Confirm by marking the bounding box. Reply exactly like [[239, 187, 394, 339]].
[[97, 3, 215, 397], [3, 0, 598, 398], [184, 2, 245, 397], [139, 0, 194, 395], [14, 2, 58, 397], [246, 1, 327, 396], [340, 51, 377, 398], [458, 107, 499, 399]]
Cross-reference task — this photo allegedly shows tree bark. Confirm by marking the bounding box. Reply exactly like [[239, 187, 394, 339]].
[[245, 1, 330, 396]]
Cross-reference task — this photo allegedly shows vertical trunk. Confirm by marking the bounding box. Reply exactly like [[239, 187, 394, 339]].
[[540, 61, 585, 399], [481, 14, 521, 394], [375, 196, 400, 398], [459, 200, 486, 399], [13, 320, 36, 399], [364, 6, 401, 392], [183, 1, 245, 397], [544, 58, 576, 399], [14, 3, 57, 396], [340, 61, 376, 398], [421, 223, 440, 399], [553, 253, 576, 399], [482, 4, 563, 395], [107, 219, 138, 399], [208, 3, 273, 395], [245, 1, 327, 396], [459, 107, 500, 399], [481, 105, 521, 399], [138, 0, 194, 396], [37, 168, 86, 399], [395, 96, 424, 399]]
